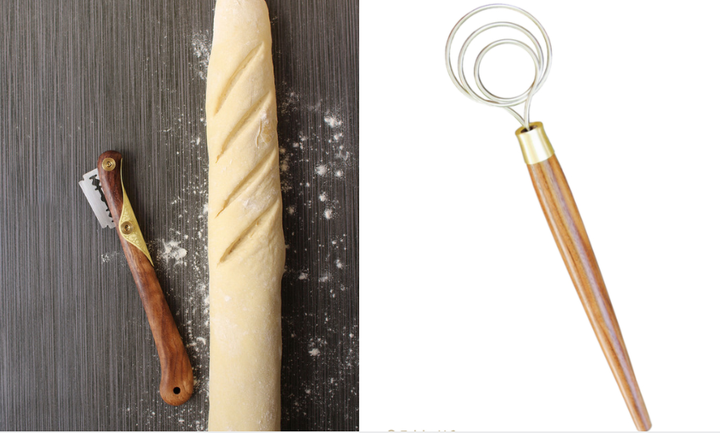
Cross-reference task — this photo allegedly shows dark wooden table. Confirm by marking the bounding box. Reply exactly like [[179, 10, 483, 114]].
[[0, 1, 358, 430]]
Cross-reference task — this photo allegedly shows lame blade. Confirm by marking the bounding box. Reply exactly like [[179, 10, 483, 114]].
[[79, 168, 115, 228]]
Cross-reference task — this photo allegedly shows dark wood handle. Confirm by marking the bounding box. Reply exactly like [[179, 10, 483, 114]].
[[97, 150, 193, 406], [527, 154, 650, 431]]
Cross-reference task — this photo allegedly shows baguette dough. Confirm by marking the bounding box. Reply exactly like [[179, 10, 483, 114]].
[[206, 0, 284, 430]]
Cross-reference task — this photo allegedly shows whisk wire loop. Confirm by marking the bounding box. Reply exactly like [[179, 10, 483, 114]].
[[445, 4, 552, 129]]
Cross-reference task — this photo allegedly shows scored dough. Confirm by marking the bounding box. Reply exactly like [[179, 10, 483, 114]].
[[206, 0, 284, 430]]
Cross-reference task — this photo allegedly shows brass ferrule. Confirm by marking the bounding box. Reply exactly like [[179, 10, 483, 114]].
[[515, 121, 555, 165]]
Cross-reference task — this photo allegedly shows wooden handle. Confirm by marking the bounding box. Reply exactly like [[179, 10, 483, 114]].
[[528, 154, 651, 431], [97, 150, 193, 406]]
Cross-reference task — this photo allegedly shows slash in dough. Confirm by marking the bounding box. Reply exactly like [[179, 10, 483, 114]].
[[206, 0, 284, 430]]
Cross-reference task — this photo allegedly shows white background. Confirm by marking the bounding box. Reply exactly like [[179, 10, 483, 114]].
[[360, 1, 720, 431]]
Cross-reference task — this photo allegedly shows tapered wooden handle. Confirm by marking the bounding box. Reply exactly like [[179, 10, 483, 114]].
[[97, 150, 193, 406], [527, 153, 651, 431]]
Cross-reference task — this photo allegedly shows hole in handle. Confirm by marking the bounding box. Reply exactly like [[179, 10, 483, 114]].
[[173, 387, 181, 395]]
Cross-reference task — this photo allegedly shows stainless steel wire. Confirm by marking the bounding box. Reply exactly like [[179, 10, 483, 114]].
[[445, 4, 552, 129]]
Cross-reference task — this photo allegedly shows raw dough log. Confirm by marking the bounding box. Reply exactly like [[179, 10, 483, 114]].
[[206, 0, 284, 430]]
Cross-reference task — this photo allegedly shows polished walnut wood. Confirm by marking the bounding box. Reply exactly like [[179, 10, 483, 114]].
[[97, 150, 194, 406], [527, 155, 651, 431]]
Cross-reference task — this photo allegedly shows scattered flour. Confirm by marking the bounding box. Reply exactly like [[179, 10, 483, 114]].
[[315, 164, 327, 176], [323, 114, 343, 128], [191, 31, 211, 80], [275, 88, 357, 425], [159, 240, 188, 265], [100, 251, 122, 264]]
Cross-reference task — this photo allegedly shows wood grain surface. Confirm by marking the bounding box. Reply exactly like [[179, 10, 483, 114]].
[[0, 0, 358, 430], [527, 155, 650, 431], [97, 150, 194, 407]]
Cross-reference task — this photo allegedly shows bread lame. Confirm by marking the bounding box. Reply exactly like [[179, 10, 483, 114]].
[[79, 151, 193, 406]]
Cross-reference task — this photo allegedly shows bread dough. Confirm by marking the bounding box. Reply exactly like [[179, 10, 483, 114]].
[[206, 0, 284, 429]]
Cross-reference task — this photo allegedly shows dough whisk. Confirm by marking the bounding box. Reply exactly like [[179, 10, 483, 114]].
[[445, 4, 651, 431]]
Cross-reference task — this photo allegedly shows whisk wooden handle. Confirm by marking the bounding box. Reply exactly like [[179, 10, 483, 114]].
[[527, 153, 651, 431]]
